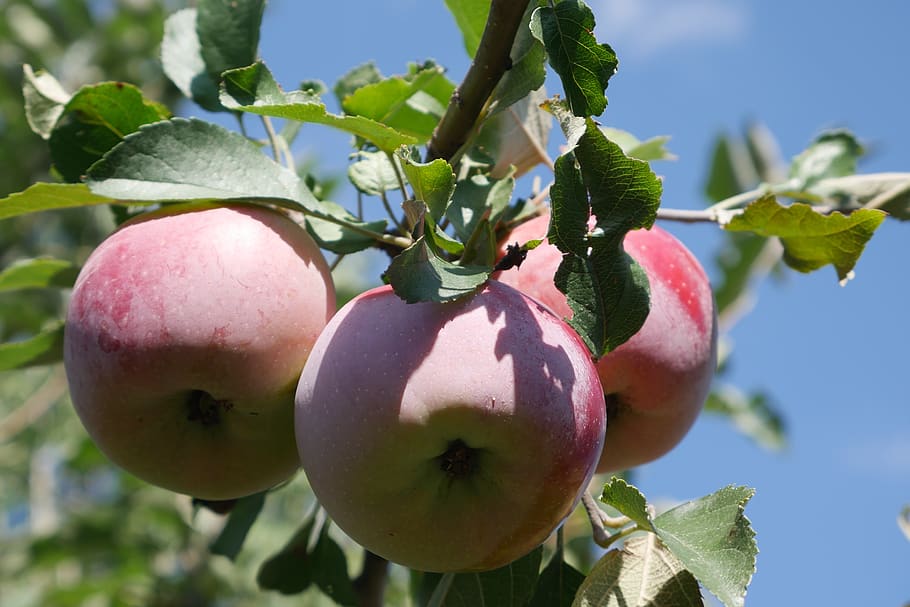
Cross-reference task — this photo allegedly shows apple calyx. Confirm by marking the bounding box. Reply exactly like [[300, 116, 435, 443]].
[[186, 391, 234, 427], [438, 439, 478, 479]]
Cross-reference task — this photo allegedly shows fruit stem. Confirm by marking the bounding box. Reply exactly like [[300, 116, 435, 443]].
[[426, 572, 455, 607], [581, 491, 635, 548]]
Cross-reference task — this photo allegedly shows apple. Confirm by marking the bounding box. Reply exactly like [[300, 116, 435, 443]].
[[495, 213, 717, 473], [63, 202, 336, 499], [294, 280, 606, 572]]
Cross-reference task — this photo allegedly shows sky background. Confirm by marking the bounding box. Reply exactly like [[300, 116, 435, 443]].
[[209, 1, 910, 604]]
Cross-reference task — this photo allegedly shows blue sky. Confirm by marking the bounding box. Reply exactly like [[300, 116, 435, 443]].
[[243, 1, 910, 604]]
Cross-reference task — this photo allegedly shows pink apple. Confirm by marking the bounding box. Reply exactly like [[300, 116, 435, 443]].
[[294, 280, 606, 572], [64, 203, 336, 499], [496, 213, 717, 473]]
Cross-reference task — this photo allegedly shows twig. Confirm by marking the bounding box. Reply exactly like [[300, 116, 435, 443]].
[[425, 0, 532, 162], [0, 368, 68, 444]]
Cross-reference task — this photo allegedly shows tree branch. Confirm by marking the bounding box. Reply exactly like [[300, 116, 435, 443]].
[[425, 0, 532, 163]]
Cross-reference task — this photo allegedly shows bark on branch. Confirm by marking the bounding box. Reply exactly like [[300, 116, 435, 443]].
[[425, 0, 532, 163]]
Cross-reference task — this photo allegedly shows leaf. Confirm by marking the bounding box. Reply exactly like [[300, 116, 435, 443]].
[[475, 87, 552, 178], [724, 195, 886, 283], [531, 1, 618, 117], [398, 151, 456, 220], [599, 127, 676, 162], [810, 172, 910, 221], [257, 517, 317, 594], [309, 527, 358, 606], [48, 81, 171, 182], [209, 491, 266, 560], [572, 535, 703, 607], [0, 322, 65, 371], [333, 61, 383, 107], [712, 232, 772, 317], [0, 258, 79, 292], [86, 118, 302, 202], [899, 506, 910, 542], [489, 1, 547, 111], [0, 183, 119, 221], [220, 62, 418, 152], [549, 117, 660, 356], [196, 0, 265, 85], [420, 546, 543, 607], [528, 553, 585, 607], [447, 173, 515, 242], [22, 64, 70, 140], [600, 477, 653, 530], [652, 486, 757, 607], [304, 199, 387, 255], [348, 150, 402, 196], [789, 130, 864, 188], [444, 0, 490, 57], [161, 9, 221, 112], [384, 228, 490, 303], [341, 63, 455, 143], [705, 385, 786, 451]]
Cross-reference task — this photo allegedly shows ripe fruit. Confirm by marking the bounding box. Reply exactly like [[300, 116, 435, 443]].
[[295, 280, 606, 572], [64, 203, 335, 499], [496, 213, 717, 473]]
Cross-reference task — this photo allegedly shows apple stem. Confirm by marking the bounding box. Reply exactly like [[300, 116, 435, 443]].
[[581, 491, 635, 548], [353, 550, 389, 607]]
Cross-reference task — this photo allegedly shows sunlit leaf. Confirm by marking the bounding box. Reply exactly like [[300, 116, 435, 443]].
[[789, 130, 864, 188], [705, 386, 787, 451], [0, 183, 119, 221], [22, 64, 70, 140], [0, 322, 65, 371], [572, 535, 702, 607], [398, 150, 456, 220], [0, 258, 79, 292], [725, 195, 886, 283], [600, 477, 653, 530], [444, 0, 489, 57]]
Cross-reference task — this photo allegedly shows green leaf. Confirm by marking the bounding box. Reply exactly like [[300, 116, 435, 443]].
[[444, 0, 490, 57], [196, 0, 265, 85], [789, 130, 864, 188], [220, 62, 418, 152], [48, 82, 171, 182], [304, 199, 388, 255], [712, 232, 771, 317], [572, 535, 702, 607], [333, 61, 383, 107], [703, 134, 758, 203], [0, 322, 65, 371], [420, 546, 543, 607], [22, 64, 70, 140], [899, 506, 910, 542], [810, 172, 910, 221], [652, 486, 757, 607], [490, 2, 548, 112], [528, 553, 585, 607], [0, 183, 119, 221], [398, 151, 456, 220], [257, 517, 317, 594], [209, 491, 266, 560], [384, 229, 490, 303], [86, 118, 302, 202], [0, 258, 79, 292], [531, 1, 617, 117], [724, 195, 886, 283], [705, 386, 787, 451], [309, 526, 358, 606], [599, 127, 676, 162], [161, 8, 222, 111], [341, 63, 455, 143], [600, 477, 653, 530], [475, 87, 552, 178], [348, 150, 402, 196], [548, 117, 660, 356], [447, 173, 515, 242]]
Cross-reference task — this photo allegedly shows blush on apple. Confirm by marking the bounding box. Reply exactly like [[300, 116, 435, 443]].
[[294, 280, 606, 572], [496, 213, 717, 473], [64, 203, 336, 499]]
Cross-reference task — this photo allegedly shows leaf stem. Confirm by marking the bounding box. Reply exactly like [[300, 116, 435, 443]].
[[581, 491, 634, 548], [426, 0, 532, 162], [352, 550, 389, 607], [426, 572, 455, 607], [379, 191, 408, 236], [260, 115, 281, 162]]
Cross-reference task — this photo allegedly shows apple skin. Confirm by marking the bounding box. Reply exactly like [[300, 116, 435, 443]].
[[63, 203, 336, 499], [496, 214, 717, 473], [295, 280, 606, 572]]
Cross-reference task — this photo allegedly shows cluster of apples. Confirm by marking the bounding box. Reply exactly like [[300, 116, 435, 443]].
[[63, 202, 716, 573]]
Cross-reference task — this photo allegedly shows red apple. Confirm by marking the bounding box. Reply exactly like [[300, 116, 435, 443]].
[[294, 280, 606, 572], [496, 213, 717, 473], [64, 203, 336, 499]]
